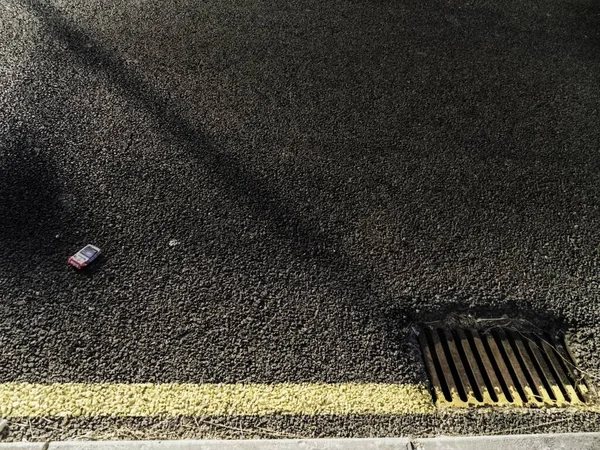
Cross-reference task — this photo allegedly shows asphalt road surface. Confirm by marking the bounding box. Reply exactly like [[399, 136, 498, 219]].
[[1, 0, 600, 440]]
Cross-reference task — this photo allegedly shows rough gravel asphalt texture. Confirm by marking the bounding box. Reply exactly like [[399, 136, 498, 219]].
[[1, 0, 600, 438]]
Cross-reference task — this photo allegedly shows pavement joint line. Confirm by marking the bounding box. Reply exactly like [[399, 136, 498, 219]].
[[0, 383, 435, 417]]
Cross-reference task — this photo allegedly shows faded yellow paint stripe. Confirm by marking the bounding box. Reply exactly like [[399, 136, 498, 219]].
[[0, 383, 435, 417]]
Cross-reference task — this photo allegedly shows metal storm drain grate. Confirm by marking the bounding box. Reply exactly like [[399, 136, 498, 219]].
[[418, 325, 594, 407]]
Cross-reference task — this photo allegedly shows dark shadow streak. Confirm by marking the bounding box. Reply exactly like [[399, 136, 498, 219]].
[[24, 0, 383, 308], [0, 127, 66, 272]]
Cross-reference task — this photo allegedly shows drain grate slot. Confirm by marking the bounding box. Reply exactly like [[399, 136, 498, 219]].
[[438, 328, 469, 402], [463, 329, 499, 402], [421, 327, 451, 402], [454, 330, 484, 402], [419, 325, 595, 407]]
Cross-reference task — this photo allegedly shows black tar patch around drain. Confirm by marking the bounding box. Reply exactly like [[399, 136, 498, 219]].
[[418, 324, 596, 408]]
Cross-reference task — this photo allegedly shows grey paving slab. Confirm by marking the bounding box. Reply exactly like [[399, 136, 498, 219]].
[[48, 439, 411, 449], [415, 432, 600, 449], [0, 444, 47, 450], [4, 434, 600, 450]]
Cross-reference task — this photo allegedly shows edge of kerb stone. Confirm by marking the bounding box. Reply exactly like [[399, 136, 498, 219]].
[[42, 439, 412, 450], [0, 445, 48, 450], [1, 434, 600, 450], [413, 432, 600, 449]]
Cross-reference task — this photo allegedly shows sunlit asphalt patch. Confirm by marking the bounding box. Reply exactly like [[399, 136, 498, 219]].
[[0, 383, 435, 417]]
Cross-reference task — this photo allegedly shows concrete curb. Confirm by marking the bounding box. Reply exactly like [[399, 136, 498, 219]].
[[1, 433, 600, 450], [2, 440, 411, 450], [414, 432, 600, 449]]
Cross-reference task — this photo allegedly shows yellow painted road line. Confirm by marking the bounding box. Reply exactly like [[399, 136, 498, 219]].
[[0, 383, 435, 417]]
